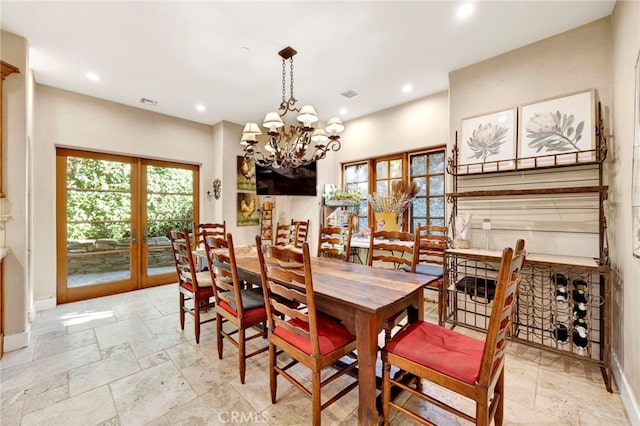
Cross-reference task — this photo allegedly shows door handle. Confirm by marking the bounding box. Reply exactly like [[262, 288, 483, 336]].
[[131, 227, 137, 244], [142, 227, 148, 245]]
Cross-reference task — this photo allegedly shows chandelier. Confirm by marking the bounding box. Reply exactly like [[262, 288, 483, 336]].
[[241, 46, 344, 169]]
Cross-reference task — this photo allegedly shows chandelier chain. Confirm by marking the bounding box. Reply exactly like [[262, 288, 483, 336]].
[[289, 57, 294, 103], [281, 57, 286, 105]]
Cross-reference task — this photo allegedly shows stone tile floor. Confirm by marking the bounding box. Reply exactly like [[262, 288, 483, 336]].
[[0, 284, 630, 425]]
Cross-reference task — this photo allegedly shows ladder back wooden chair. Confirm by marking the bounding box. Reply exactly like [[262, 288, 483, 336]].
[[274, 222, 293, 246], [193, 221, 226, 271], [256, 237, 359, 426], [168, 227, 216, 344], [291, 219, 310, 248], [410, 224, 448, 323], [317, 221, 352, 261], [367, 229, 415, 270], [203, 232, 267, 384], [195, 221, 226, 249], [368, 229, 416, 341], [381, 239, 526, 426]]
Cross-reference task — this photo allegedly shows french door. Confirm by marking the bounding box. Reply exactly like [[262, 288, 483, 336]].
[[56, 148, 199, 303]]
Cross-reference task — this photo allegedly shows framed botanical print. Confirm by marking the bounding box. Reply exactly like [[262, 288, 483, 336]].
[[633, 52, 640, 259], [459, 108, 517, 173], [519, 89, 596, 167]]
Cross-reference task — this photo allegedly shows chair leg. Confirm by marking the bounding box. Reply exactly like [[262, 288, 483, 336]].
[[194, 297, 201, 344], [311, 370, 321, 426], [179, 293, 186, 330], [495, 369, 505, 426], [382, 360, 391, 426], [239, 328, 246, 384], [217, 313, 223, 360], [269, 344, 277, 404], [476, 395, 489, 426]]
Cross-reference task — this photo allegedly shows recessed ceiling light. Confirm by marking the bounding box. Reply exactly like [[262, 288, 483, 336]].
[[402, 84, 413, 93], [457, 2, 474, 19], [196, 104, 206, 112], [86, 72, 100, 81], [339, 108, 347, 115]]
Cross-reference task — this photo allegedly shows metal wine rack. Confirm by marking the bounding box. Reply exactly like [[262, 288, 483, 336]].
[[443, 249, 611, 391]]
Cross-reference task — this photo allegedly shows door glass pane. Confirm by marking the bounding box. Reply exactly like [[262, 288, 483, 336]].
[[146, 165, 195, 276], [66, 157, 131, 287]]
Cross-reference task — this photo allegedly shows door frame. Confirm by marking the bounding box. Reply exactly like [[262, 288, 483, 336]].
[[56, 148, 199, 303]]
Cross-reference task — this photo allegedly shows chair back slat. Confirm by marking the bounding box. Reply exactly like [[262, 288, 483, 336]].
[[195, 221, 226, 249], [257, 237, 322, 357], [275, 222, 293, 246], [413, 224, 447, 268], [317, 221, 353, 261], [478, 239, 526, 386], [203, 232, 247, 316], [169, 228, 200, 287], [292, 219, 310, 248], [368, 230, 415, 269]]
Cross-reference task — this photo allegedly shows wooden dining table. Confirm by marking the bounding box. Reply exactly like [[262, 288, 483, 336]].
[[233, 250, 438, 425]]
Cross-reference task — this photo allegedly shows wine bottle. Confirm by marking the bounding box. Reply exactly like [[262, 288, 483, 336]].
[[573, 303, 588, 320], [573, 329, 589, 355], [552, 323, 569, 343]]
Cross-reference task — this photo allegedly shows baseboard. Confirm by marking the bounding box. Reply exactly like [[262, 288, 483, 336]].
[[34, 296, 56, 312], [3, 328, 30, 352], [612, 352, 640, 425]]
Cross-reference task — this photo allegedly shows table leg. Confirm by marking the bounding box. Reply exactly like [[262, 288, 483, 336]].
[[356, 310, 380, 426]]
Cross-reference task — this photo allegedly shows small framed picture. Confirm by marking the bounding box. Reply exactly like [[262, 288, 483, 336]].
[[237, 156, 256, 191], [459, 108, 517, 174], [519, 89, 596, 168], [237, 193, 259, 226]]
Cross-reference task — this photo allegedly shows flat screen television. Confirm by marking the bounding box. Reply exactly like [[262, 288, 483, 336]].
[[255, 162, 317, 196]]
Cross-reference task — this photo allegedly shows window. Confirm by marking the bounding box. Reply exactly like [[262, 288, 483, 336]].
[[342, 147, 445, 233], [409, 151, 445, 231], [343, 162, 369, 233]]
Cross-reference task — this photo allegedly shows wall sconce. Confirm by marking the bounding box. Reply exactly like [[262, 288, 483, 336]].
[[207, 179, 222, 199]]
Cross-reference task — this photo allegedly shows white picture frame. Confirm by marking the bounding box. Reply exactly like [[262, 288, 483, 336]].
[[459, 108, 517, 174], [518, 89, 596, 168]]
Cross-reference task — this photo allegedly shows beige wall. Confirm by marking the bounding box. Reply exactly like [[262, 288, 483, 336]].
[[449, 18, 612, 257], [336, 90, 449, 164], [611, 1, 640, 421], [1, 31, 31, 349], [33, 85, 216, 307]]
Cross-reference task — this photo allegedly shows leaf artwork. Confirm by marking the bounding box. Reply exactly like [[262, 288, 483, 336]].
[[526, 111, 585, 153], [465, 123, 509, 162]]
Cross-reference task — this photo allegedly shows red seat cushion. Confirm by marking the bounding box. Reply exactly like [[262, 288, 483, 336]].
[[386, 320, 484, 385], [180, 282, 214, 297], [218, 300, 266, 319], [273, 315, 355, 355]]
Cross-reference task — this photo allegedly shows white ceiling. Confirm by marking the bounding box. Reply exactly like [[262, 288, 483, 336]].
[[1, 1, 615, 126]]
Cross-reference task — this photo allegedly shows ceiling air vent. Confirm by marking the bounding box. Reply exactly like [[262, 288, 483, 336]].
[[340, 89, 361, 99], [139, 97, 158, 106]]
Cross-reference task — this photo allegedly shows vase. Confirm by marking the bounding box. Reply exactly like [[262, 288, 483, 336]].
[[375, 212, 401, 231]]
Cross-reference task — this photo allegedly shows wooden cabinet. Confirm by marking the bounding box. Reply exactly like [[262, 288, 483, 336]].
[[0, 60, 20, 359], [444, 103, 611, 391]]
